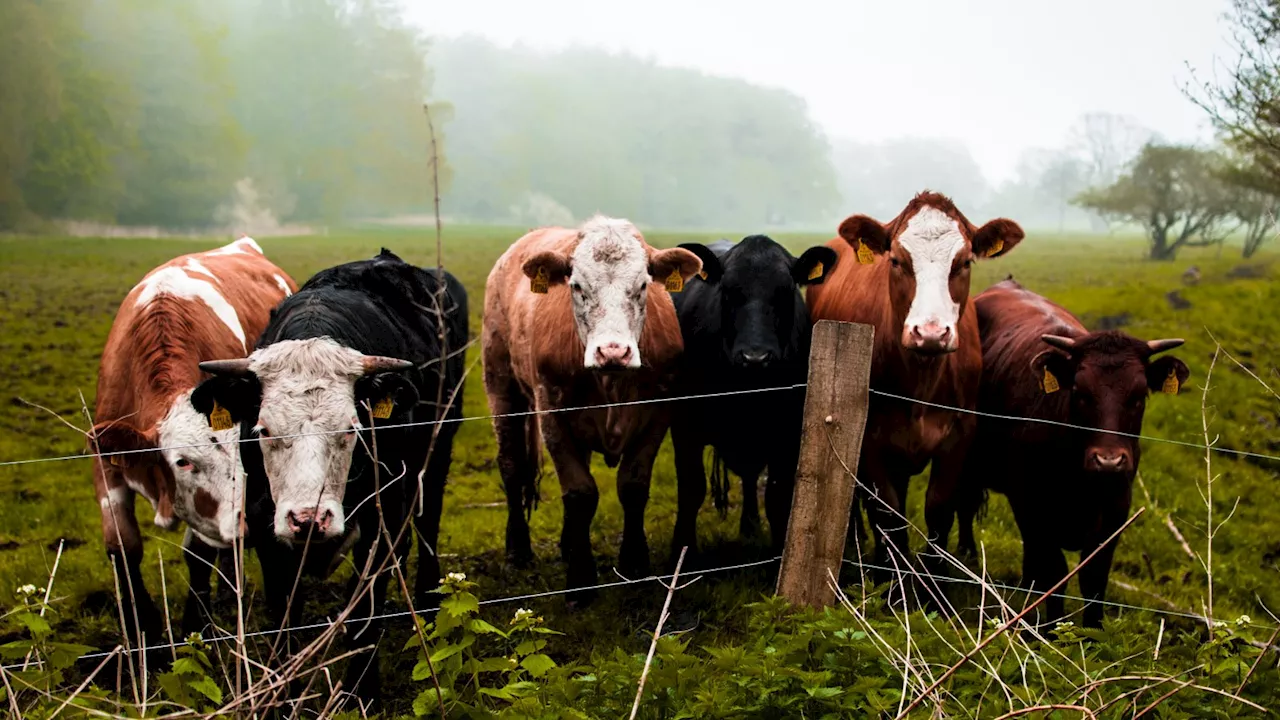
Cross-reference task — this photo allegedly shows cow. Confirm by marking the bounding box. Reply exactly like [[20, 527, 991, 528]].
[[955, 277, 1189, 629], [805, 191, 1024, 586], [90, 235, 297, 647], [482, 215, 702, 605], [667, 236, 836, 560], [190, 248, 468, 702]]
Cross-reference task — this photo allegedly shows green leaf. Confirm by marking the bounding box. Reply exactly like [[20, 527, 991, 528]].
[[412, 658, 439, 682], [171, 657, 205, 676], [14, 612, 51, 637], [521, 653, 557, 678], [156, 673, 193, 706], [430, 634, 475, 664], [0, 640, 34, 660], [188, 676, 223, 705], [468, 618, 506, 636], [806, 686, 843, 700], [440, 591, 479, 618], [515, 639, 547, 656], [469, 656, 515, 673], [413, 687, 449, 716]]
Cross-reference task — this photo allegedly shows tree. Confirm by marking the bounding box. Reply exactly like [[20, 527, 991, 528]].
[[1067, 112, 1156, 188], [1074, 143, 1235, 261]]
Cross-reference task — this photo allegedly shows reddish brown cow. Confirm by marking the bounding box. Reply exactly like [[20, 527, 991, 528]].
[[956, 278, 1189, 628], [90, 236, 297, 644], [806, 191, 1024, 582], [483, 215, 701, 604]]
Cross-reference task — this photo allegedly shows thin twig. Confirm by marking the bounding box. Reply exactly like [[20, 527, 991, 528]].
[[630, 546, 688, 720]]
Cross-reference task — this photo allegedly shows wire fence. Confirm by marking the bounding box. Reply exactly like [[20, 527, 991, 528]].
[[4, 381, 1280, 469]]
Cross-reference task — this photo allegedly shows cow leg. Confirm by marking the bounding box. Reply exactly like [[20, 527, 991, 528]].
[[544, 414, 599, 606], [739, 472, 762, 540], [764, 445, 800, 554], [180, 529, 220, 637], [413, 439, 453, 609], [1021, 540, 1068, 631], [670, 425, 706, 566], [212, 546, 239, 608], [1078, 534, 1121, 630], [860, 458, 908, 587], [489, 385, 537, 568], [617, 419, 668, 581], [96, 467, 162, 650], [341, 511, 402, 708]]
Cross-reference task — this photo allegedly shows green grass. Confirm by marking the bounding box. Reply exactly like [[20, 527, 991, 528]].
[[1, 227, 1278, 713]]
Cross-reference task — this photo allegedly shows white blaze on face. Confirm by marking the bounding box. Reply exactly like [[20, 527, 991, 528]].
[[569, 218, 650, 369], [248, 338, 363, 541], [897, 207, 966, 349], [135, 266, 247, 352], [159, 391, 244, 548]]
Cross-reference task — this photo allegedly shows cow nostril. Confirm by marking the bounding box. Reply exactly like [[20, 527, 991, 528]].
[[317, 510, 334, 532]]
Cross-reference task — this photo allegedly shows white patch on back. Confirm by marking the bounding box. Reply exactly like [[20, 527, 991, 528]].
[[135, 267, 247, 351], [898, 207, 965, 332], [209, 236, 264, 256], [273, 273, 292, 297], [569, 215, 649, 368], [248, 338, 366, 540], [184, 258, 219, 283]]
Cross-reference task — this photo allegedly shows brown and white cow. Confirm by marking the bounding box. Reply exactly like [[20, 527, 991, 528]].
[[482, 215, 701, 604], [90, 235, 297, 643], [806, 191, 1024, 583], [956, 277, 1189, 628]]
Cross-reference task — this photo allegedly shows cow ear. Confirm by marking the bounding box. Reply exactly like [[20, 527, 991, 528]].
[[521, 251, 571, 286], [356, 372, 420, 420], [649, 247, 702, 284], [972, 218, 1024, 259], [1030, 348, 1073, 393], [89, 422, 159, 468], [1146, 355, 1190, 395], [837, 214, 890, 255], [793, 246, 838, 286], [677, 243, 722, 283], [191, 375, 261, 427]]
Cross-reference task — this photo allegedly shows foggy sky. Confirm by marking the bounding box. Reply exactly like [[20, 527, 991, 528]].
[[401, 0, 1234, 184]]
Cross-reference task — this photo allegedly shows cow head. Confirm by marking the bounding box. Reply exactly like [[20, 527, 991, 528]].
[[1031, 332, 1189, 476], [838, 192, 1024, 355], [88, 421, 176, 530], [679, 236, 836, 370], [192, 338, 420, 543], [521, 216, 701, 369], [155, 391, 245, 547]]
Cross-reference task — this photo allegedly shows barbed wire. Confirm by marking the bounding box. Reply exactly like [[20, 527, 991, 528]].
[[3, 381, 1279, 470]]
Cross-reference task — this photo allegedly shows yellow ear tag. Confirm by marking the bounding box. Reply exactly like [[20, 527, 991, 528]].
[[372, 396, 394, 419], [807, 261, 824, 281], [109, 454, 122, 467], [984, 238, 1004, 258], [530, 267, 549, 294], [856, 241, 875, 265], [1042, 368, 1060, 394], [1162, 369, 1180, 395], [209, 400, 233, 431], [698, 270, 708, 280], [665, 268, 684, 292]]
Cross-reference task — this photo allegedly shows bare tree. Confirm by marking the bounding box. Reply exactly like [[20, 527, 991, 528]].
[[1068, 112, 1157, 188]]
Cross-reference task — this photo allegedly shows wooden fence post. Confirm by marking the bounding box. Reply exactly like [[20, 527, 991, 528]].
[[776, 320, 874, 608]]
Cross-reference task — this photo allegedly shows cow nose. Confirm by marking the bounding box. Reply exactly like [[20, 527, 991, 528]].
[[286, 508, 315, 533], [1087, 450, 1130, 473], [907, 323, 954, 353], [738, 350, 774, 366], [594, 343, 633, 367]]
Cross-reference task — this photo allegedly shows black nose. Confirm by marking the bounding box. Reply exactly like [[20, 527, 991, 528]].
[[735, 350, 775, 366]]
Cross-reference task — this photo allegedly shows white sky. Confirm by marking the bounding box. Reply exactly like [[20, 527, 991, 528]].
[[401, 0, 1236, 183]]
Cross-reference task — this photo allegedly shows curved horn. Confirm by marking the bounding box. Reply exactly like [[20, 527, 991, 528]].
[[1040, 335, 1077, 352], [361, 355, 414, 375], [199, 359, 253, 376], [1147, 338, 1185, 355]]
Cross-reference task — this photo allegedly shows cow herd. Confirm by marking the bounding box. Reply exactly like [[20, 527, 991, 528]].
[[86, 191, 1190, 701]]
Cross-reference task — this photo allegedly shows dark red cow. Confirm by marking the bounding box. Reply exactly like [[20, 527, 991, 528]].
[[806, 191, 1024, 581], [957, 277, 1189, 628]]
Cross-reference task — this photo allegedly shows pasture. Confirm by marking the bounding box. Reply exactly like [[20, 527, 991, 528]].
[[1, 226, 1278, 714]]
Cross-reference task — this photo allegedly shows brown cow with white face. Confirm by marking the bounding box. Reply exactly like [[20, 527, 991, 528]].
[[956, 277, 1189, 628], [91, 235, 297, 644], [482, 215, 701, 604], [806, 191, 1024, 585]]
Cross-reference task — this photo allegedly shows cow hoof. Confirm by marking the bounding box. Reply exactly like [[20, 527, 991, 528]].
[[506, 548, 536, 569]]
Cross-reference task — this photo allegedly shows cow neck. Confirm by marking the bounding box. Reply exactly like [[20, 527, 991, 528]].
[[129, 296, 215, 426]]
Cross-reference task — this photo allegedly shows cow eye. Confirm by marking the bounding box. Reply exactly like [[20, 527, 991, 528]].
[[570, 281, 583, 294], [256, 426, 270, 438], [890, 257, 900, 268], [962, 259, 973, 270], [176, 458, 191, 469]]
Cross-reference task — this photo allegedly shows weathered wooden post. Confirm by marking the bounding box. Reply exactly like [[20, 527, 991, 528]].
[[776, 320, 874, 608]]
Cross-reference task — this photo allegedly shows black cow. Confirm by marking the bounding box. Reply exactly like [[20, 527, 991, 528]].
[[669, 236, 836, 561], [188, 249, 468, 703]]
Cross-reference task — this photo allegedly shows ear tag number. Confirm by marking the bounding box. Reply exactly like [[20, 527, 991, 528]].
[[1162, 369, 1180, 395], [665, 269, 684, 293], [1042, 368, 1060, 394], [985, 238, 1004, 258], [856, 241, 875, 265], [209, 400, 234, 431], [807, 261, 824, 280], [372, 396, 394, 419], [530, 267, 549, 294]]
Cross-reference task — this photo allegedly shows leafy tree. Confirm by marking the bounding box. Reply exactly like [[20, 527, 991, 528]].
[[1074, 143, 1235, 261]]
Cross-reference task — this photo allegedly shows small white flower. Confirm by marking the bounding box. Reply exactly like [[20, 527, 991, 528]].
[[513, 608, 534, 622], [445, 572, 467, 583], [1236, 615, 1252, 626], [16, 585, 36, 596], [1214, 620, 1228, 629]]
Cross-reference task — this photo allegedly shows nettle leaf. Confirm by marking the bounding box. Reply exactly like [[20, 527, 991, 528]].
[[171, 657, 205, 676], [413, 687, 452, 716], [0, 640, 34, 660], [156, 673, 194, 706], [521, 653, 557, 678], [441, 591, 479, 618], [515, 639, 547, 656], [806, 686, 842, 700], [412, 658, 439, 682], [14, 612, 51, 637], [469, 656, 514, 673], [47, 643, 93, 673], [430, 634, 475, 664], [188, 676, 223, 705], [468, 618, 505, 636]]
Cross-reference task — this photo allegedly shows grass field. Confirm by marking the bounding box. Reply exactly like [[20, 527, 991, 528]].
[[1, 226, 1278, 714]]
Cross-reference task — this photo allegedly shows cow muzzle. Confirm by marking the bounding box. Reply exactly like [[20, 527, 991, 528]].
[[1085, 448, 1132, 475], [903, 321, 957, 355], [275, 501, 345, 542], [732, 348, 777, 369], [584, 340, 641, 370]]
